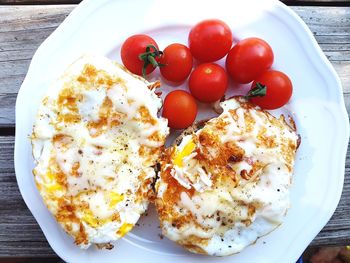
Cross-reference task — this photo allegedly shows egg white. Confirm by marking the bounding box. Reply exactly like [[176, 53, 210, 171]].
[[32, 55, 169, 248], [156, 97, 298, 256]]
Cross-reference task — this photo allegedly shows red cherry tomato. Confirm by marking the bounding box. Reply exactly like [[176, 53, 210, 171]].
[[249, 70, 293, 110], [189, 63, 228, 103], [226, 37, 274, 84], [162, 90, 197, 129], [121, 34, 159, 76], [159, 43, 193, 82], [189, 19, 233, 62]]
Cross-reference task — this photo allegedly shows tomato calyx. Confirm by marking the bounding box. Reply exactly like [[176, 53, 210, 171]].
[[245, 82, 267, 100], [138, 44, 164, 78]]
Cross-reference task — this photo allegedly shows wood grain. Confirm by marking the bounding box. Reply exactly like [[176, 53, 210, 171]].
[[0, 0, 349, 5], [0, 136, 55, 256], [0, 6, 349, 127], [0, 135, 349, 256], [0, 0, 79, 3], [0, 4, 349, 257]]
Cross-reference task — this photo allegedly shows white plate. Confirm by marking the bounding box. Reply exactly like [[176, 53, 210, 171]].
[[15, 0, 349, 262]]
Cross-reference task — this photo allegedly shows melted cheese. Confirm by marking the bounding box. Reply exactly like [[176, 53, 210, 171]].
[[32, 55, 169, 248], [156, 97, 298, 256]]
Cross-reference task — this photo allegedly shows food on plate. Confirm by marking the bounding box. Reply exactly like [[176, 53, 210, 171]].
[[121, 34, 162, 77], [189, 19, 233, 62], [155, 97, 299, 256], [31, 55, 169, 249], [226, 37, 274, 84], [188, 63, 228, 103], [249, 70, 293, 110], [159, 43, 193, 82], [31, 15, 297, 255], [162, 90, 197, 129]]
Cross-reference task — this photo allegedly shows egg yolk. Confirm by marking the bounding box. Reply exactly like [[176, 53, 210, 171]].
[[117, 223, 133, 237], [173, 140, 196, 167], [82, 209, 100, 228], [109, 192, 124, 209]]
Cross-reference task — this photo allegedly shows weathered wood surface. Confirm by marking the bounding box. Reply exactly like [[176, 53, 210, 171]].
[[0, 0, 349, 5], [0, 3, 349, 258], [0, 6, 349, 127], [0, 136, 56, 256]]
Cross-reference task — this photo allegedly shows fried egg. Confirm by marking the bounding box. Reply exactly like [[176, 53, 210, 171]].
[[31, 55, 169, 248], [155, 97, 298, 256]]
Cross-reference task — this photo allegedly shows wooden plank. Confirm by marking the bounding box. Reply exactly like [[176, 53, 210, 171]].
[[0, 6, 349, 127], [0, 257, 60, 263], [0, 134, 349, 256], [0, 0, 349, 5], [0, 136, 55, 256], [285, 1, 350, 6], [0, 0, 80, 3]]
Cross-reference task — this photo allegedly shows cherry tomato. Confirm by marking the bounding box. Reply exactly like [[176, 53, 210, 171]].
[[249, 70, 292, 110], [162, 90, 197, 129], [189, 19, 233, 62], [226, 37, 274, 84], [159, 43, 193, 82], [121, 34, 160, 76], [189, 63, 228, 103]]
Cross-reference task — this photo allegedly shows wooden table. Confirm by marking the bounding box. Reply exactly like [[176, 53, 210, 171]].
[[0, 0, 349, 260]]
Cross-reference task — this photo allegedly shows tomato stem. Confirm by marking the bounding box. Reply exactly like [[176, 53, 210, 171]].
[[138, 44, 164, 78], [148, 56, 159, 67], [246, 82, 267, 99]]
